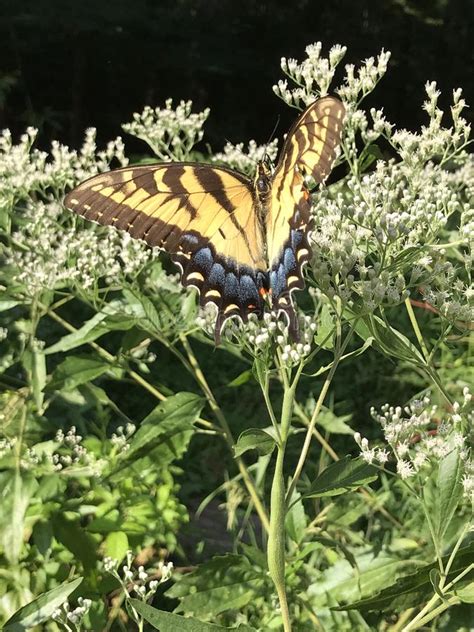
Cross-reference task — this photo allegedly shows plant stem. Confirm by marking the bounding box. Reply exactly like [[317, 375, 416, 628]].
[[286, 324, 355, 503], [267, 379, 296, 632], [405, 298, 430, 361], [179, 334, 270, 533]]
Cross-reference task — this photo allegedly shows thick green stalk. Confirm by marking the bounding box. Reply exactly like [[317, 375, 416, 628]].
[[267, 382, 296, 632]]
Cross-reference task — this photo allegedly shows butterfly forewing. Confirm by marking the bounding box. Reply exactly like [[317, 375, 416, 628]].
[[65, 163, 268, 332], [266, 97, 345, 330]]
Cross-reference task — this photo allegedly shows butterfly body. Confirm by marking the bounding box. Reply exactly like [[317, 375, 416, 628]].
[[65, 96, 345, 343]]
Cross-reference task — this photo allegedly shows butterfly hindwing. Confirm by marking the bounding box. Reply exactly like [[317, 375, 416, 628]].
[[266, 97, 345, 331], [65, 163, 269, 334]]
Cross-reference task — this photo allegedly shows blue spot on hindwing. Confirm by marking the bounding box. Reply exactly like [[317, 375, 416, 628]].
[[182, 233, 199, 248], [239, 274, 259, 303], [208, 262, 225, 287], [283, 247, 297, 273], [291, 229, 303, 250], [270, 263, 287, 299], [224, 272, 239, 300], [193, 247, 213, 273]]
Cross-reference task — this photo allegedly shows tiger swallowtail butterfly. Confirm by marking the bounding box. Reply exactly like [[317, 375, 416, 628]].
[[65, 96, 345, 343]]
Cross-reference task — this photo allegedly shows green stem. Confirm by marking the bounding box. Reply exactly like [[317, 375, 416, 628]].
[[180, 334, 270, 533], [286, 322, 355, 503], [405, 298, 431, 362], [404, 595, 460, 631], [267, 380, 296, 632]]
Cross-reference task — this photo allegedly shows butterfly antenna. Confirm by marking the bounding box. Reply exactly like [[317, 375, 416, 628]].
[[263, 115, 280, 163]]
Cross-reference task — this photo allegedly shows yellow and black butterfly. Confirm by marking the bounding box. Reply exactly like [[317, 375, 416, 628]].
[[65, 96, 345, 343]]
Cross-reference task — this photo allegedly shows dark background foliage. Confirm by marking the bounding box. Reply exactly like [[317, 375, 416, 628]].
[[1, 0, 473, 152]]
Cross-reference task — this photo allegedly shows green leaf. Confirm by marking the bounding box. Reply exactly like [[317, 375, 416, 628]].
[[350, 309, 425, 366], [0, 471, 38, 564], [285, 491, 307, 544], [234, 428, 277, 457], [46, 355, 112, 391], [0, 299, 20, 312], [313, 304, 336, 349], [166, 554, 263, 618], [227, 369, 253, 388], [297, 537, 357, 569], [310, 337, 374, 377], [456, 580, 474, 604], [3, 577, 83, 631], [359, 142, 383, 172], [104, 531, 129, 563], [303, 457, 378, 499], [122, 289, 163, 334], [111, 392, 203, 476], [335, 542, 474, 613], [52, 513, 97, 571], [45, 302, 137, 354], [424, 448, 464, 548], [129, 600, 256, 631], [315, 407, 354, 435]]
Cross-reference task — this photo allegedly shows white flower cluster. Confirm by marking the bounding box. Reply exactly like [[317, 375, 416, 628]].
[[111, 423, 136, 453], [391, 83, 471, 169], [310, 156, 473, 321], [197, 305, 318, 366], [337, 50, 391, 105], [0, 436, 16, 458], [122, 99, 210, 161], [273, 43, 348, 107], [355, 388, 472, 494], [0, 426, 104, 473], [0, 126, 127, 207], [212, 138, 279, 175], [52, 596, 92, 629], [104, 550, 173, 605], [6, 200, 153, 296]]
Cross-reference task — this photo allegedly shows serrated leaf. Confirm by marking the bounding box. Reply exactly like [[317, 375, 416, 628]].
[[354, 312, 425, 365], [122, 289, 162, 334], [234, 428, 277, 457], [315, 407, 354, 435], [303, 457, 378, 499], [3, 577, 83, 631], [129, 600, 256, 631], [111, 392, 203, 476], [46, 355, 112, 391], [335, 542, 474, 613], [424, 449, 464, 549], [45, 303, 136, 354], [166, 554, 263, 618]]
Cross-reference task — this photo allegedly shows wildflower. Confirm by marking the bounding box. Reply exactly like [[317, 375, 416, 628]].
[[213, 138, 278, 175], [122, 100, 209, 161]]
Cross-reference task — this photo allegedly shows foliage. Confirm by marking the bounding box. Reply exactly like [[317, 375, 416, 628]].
[[0, 42, 472, 631]]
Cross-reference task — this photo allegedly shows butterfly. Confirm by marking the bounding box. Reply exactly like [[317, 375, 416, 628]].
[[65, 96, 345, 343]]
